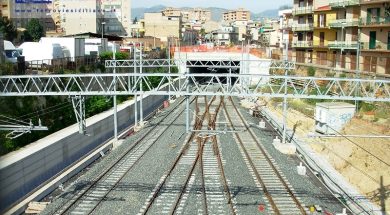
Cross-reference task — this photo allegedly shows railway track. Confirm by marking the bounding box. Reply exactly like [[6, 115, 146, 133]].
[[139, 95, 239, 215], [51, 96, 195, 215], [223, 97, 308, 214], [138, 96, 213, 215]]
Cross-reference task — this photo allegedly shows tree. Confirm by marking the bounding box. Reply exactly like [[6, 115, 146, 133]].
[[24, 19, 45, 42], [133, 17, 138, 24], [0, 17, 17, 41]]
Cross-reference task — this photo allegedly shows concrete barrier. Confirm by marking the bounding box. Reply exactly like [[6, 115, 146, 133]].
[[0, 93, 168, 214]]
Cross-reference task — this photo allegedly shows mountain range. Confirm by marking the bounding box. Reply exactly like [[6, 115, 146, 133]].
[[131, 5, 280, 22]]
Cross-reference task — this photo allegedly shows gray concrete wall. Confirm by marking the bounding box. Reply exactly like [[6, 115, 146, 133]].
[[0, 93, 167, 213]]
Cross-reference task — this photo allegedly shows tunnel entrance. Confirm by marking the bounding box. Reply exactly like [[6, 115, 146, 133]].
[[188, 60, 240, 85]]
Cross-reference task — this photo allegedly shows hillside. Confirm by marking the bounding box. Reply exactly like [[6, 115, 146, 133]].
[[131, 6, 279, 21]]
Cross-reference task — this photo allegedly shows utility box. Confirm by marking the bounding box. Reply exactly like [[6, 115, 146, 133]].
[[315, 102, 355, 134]]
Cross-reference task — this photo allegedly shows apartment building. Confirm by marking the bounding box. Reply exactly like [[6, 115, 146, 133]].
[[162, 7, 211, 23], [211, 26, 239, 46], [278, 9, 293, 59], [223, 8, 251, 22], [101, 0, 132, 36], [313, 5, 337, 66], [61, 0, 102, 35], [292, 0, 389, 75], [358, 0, 390, 74], [328, 0, 360, 71], [1, 0, 131, 37], [144, 12, 181, 42], [292, 0, 314, 63], [1, 0, 58, 32]]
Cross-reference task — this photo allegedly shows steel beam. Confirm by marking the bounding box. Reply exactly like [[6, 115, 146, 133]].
[[1, 74, 389, 102], [105, 59, 295, 70]]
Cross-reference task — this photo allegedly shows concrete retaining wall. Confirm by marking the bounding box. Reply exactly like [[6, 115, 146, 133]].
[[0, 93, 167, 213]]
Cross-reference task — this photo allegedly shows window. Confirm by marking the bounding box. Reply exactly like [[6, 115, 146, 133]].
[[367, 8, 380, 24], [369, 31, 376, 49], [388, 31, 390, 50], [318, 14, 326, 27], [298, 16, 304, 24], [299, 0, 305, 7]]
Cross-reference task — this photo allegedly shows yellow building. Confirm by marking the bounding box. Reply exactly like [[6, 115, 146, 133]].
[[313, 5, 337, 66]]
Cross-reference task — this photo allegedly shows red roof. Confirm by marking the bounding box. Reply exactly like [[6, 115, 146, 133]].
[[315, 5, 331, 11]]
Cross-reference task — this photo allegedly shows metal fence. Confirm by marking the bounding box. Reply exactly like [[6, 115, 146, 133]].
[[26, 56, 100, 74]]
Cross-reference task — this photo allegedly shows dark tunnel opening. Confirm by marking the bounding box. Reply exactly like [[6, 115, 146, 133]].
[[188, 61, 240, 85]]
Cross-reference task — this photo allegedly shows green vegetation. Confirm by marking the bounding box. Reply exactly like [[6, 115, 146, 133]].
[[0, 57, 179, 155], [339, 73, 347, 78], [307, 66, 316, 77], [100, 51, 129, 61], [0, 17, 17, 42], [0, 62, 16, 75], [23, 19, 45, 42]]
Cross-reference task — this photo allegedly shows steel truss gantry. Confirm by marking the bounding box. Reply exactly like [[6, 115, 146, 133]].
[[1, 73, 389, 102], [104, 59, 296, 70]]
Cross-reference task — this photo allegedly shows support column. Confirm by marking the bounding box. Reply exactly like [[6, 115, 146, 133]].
[[140, 43, 144, 126], [133, 42, 138, 127], [282, 34, 288, 144], [113, 42, 118, 140], [186, 75, 190, 132]]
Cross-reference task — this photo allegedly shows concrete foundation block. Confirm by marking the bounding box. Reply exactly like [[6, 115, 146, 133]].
[[297, 162, 307, 176], [112, 139, 124, 150], [336, 208, 347, 215], [134, 121, 146, 132], [259, 120, 266, 129], [273, 137, 297, 154]]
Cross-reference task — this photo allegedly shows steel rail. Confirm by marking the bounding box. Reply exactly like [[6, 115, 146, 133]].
[[52, 96, 194, 215], [142, 96, 216, 215], [210, 96, 237, 215], [227, 97, 307, 214]]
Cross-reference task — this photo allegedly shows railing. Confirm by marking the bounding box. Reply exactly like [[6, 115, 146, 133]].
[[328, 41, 359, 49], [292, 23, 314, 31], [361, 41, 390, 51], [329, 0, 359, 7], [292, 41, 313, 48], [26, 56, 100, 73], [360, 17, 390, 26], [174, 46, 269, 58], [360, 0, 389, 4], [281, 22, 293, 29], [329, 18, 360, 28], [292, 6, 313, 15]]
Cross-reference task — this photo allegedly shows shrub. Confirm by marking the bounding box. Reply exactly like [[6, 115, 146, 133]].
[[307, 66, 316, 77]]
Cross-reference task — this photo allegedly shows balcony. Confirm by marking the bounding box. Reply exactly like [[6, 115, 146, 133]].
[[360, 17, 390, 27], [292, 40, 313, 48], [361, 41, 390, 52], [292, 23, 314, 31], [329, 0, 359, 8], [360, 0, 390, 5], [292, 6, 313, 15], [281, 23, 293, 29], [329, 19, 359, 28], [328, 41, 358, 49]]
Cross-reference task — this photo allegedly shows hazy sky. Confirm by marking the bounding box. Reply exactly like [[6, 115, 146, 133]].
[[132, 0, 291, 13]]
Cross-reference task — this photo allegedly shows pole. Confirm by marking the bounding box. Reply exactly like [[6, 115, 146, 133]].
[[168, 36, 171, 100], [113, 42, 118, 140], [140, 43, 144, 125], [186, 77, 190, 132], [355, 28, 361, 111], [282, 31, 288, 144], [133, 42, 138, 127]]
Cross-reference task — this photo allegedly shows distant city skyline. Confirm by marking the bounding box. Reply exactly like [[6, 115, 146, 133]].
[[132, 0, 291, 13]]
